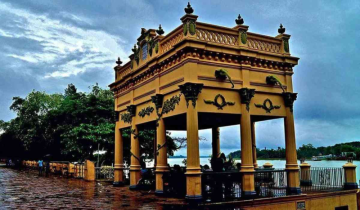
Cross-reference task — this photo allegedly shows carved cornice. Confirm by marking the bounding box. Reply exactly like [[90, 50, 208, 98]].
[[179, 82, 204, 108], [111, 47, 296, 96], [239, 88, 255, 111], [282, 92, 297, 112]]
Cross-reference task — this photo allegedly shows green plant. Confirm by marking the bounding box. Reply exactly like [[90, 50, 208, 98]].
[[215, 69, 234, 88], [266, 75, 285, 92]]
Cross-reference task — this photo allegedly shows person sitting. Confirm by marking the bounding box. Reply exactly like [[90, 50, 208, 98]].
[[212, 153, 226, 172], [203, 164, 211, 171]]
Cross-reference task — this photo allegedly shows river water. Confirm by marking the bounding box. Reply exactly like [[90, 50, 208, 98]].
[[165, 158, 360, 182]]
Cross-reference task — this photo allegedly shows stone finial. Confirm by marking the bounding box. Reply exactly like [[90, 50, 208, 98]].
[[184, 2, 194, 14], [156, 24, 164, 36], [235, 14, 244, 25], [278, 24, 286, 34], [116, 57, 122, 66]]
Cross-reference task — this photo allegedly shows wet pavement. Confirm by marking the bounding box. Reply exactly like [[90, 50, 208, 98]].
[[0, 166, 184, 209]]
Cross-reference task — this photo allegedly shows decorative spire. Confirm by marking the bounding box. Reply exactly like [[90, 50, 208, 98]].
[[278, 24, 285, 34], [184, 2, 194, 14], [116, 57, 122, 66], [156, 24, 164, 35], [235, 14, 244, 25]]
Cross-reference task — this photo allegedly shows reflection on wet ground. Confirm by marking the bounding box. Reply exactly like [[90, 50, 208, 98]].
[[0, 166, 184, 209]]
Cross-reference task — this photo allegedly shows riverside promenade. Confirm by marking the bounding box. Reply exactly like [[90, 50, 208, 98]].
[[0, 166, 183, 209]]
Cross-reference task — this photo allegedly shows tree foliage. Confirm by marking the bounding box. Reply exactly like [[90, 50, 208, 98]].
[[228, 142, 360, 160], [0, 84, 184, 163]]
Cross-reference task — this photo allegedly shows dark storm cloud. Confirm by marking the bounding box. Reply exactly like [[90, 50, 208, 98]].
[[0, 0, 359, 155]]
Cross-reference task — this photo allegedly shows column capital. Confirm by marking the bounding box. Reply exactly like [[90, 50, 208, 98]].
[[151, 94, 164, 109], [179, 82, 204, 108], [239, 88, 255, 111], [282, 92, 298, 112]]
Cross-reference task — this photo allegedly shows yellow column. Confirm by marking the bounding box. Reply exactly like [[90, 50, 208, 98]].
[[284, 107, 301, 195], [179, 82, 203, 201], [185, 100, 202, 200], [239, 88, 256, 198], [129, 123, 141, 190], [212, 127, 220, 158], [343, 161, 358, 190], [300, 162, 312, 186], [155, 118, 169, 195], [251, 122, 258, 169], [113, 122, 124, 186], [240, 104, 256, 198]]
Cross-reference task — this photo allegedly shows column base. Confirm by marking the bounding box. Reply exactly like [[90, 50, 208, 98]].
[[300, 180, 312, 186], [113, 181, 124, 187], [155, 190, 164, 196], [242, 191, 256, 199], [129, 185, 139, 190], [344, 182, 358, 190], [287, 187, 301, 195], [185, 195, 202, 201]]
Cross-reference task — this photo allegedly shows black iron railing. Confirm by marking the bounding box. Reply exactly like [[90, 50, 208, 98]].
[[254, 169, 287, 198], [301, 167, 344, 192], [202, 171, 242, 202], [95, 166, 114, 180]]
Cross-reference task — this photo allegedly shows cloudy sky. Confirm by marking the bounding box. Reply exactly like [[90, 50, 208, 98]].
[[0, 0, 360, 156]]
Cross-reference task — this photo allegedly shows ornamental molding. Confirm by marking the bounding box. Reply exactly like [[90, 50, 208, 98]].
[[138, 106, 154, 118], [112, 49, 295, 95], [204, 94, 235, 110], [152, 94, 181, 127], [254, 98, 281, 113], [120, 112, 132, 124]]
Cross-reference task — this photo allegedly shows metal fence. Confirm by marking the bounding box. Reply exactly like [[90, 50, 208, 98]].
[[202, 171, 242, 202], [301, 167, 344, 192], [95, 166, 114, 180], [254, 169, 287, 198]]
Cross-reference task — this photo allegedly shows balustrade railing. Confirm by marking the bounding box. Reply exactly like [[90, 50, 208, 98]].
[[196, 29, 238, 46], [301, 167, 344, 192], [247, 37, 281, 53], [254, 169, 287, 198]]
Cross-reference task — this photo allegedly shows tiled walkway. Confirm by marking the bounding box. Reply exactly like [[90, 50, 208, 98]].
[[0, 166, 183, 209]]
